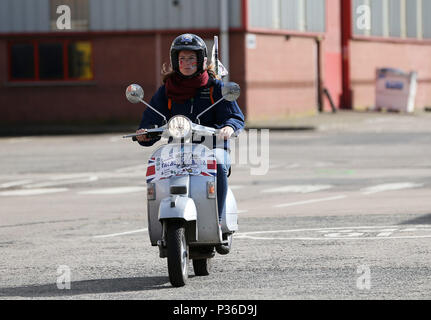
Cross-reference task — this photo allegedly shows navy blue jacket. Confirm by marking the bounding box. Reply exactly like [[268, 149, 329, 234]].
[[138, 78, 245, 149]]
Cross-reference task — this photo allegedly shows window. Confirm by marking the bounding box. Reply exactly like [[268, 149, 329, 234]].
[[68, 42, 93, 79], [39, 43, 64, 79], [10, 43, 35, 80], [9, 40, 93, 81]]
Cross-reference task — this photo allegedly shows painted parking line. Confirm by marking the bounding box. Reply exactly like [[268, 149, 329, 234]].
[[0, 179, 33, 189], [229, 185, 244, 190], [262, 185, 333, 194], [78, 186, 146, 195], [0, 188, 69, 196], [236, 225, 431, 241], [93, 228, 148, 238], [273, 195, 347, 208], [361, 182, 424, 195], [24, 175, 99, 188]]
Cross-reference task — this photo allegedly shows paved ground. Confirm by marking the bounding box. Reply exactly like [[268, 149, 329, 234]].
[[0, 110, 430, 301]]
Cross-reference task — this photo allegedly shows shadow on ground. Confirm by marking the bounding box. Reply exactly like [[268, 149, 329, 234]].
[[0, 276, 171, 298], [399, 213, 431, 225]]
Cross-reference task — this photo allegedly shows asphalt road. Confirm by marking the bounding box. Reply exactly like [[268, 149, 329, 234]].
[[1, 112, 430, 300]]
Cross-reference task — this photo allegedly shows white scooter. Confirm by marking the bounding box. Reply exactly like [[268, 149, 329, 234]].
[[123, 82, 241, 287]]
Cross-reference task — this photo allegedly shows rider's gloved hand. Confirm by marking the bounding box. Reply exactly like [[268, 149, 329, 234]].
[[135, 128, 152, 142], [219, 126, 234, 140]]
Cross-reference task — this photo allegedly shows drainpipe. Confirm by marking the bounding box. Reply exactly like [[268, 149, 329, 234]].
[[316, 36, 323, 112], [340, 0, 352, 109]]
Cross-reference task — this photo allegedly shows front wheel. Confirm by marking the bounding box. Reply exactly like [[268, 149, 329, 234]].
[[166, 221, 189, 287]]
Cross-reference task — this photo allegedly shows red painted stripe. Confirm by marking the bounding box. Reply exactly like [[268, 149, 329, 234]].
[[146, 165, 155, 177], [207, 160, 217, 170]]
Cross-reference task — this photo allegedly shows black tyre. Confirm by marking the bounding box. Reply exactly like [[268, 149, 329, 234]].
[[193, 258, 211, 276], [215, 233, 233, 255], [166, 221, 188, 287]]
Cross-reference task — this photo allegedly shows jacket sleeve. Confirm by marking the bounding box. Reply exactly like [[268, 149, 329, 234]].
[[214, 81, 245, 133], [137, 86, 167, 147]]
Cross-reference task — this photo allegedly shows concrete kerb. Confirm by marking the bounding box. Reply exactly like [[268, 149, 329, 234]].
[[245, 109, 431, 132], [1, 110, 430, 137]]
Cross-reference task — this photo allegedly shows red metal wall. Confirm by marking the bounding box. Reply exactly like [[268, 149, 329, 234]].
[[0, 32, 246, 126], [2, 0, 430, 127], [350, 39, 431, 110], [244, 34, 317, 121]]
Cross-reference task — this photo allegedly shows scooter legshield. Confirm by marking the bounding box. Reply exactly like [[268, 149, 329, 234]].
[[158, 196, 197, 221], [146, 143, 220, 246]]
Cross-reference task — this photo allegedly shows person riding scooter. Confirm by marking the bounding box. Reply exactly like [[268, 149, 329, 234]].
[[135, 33, 245, 223]]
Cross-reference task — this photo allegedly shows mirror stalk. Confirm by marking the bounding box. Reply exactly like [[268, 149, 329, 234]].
[[139, 99, 167, 124], [195, 97, 224, 124]]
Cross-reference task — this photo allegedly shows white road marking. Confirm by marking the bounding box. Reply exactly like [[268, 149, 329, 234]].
[[109, 136, 123, 142], [114, 165, 147, 173], [236, 225, 431, 241], [376, 228, 398, 237], [93, 228, 148, 238], [285, 163, 300, 169], [0, 179, 33, 189], [361, 182, 424, 195], [273, 195, 346, 208], [229, 185, 244, 190], [24, 175, 98, 188], [7, 138, 34, 144], [0, 188, 68, 196], [78, 186, 146, 195], [263, 185, 333, 194], [237, 210, 248, 213]]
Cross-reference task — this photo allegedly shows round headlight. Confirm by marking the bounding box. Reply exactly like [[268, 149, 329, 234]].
[[168, 115, 192, 139]]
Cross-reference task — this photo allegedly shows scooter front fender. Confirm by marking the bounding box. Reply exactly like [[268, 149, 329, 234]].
[[158, 196, 197, 221]]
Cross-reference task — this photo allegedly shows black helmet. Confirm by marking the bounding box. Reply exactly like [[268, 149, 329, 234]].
[[170, 33, 208, 76]]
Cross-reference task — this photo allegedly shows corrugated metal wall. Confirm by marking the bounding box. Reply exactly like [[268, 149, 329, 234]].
[[90, 0, 241, 31], [423, 0, 431, 38], [370, 0, 384, 37], [0, 0, 241, 33], [0, 0, 50, 32], [353, 0, 431, 39], [388, 0, 401, 37], [249, 0, 326, 32]]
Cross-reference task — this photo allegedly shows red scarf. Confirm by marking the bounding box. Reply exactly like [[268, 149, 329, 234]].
[[165, 71, 209, 104]]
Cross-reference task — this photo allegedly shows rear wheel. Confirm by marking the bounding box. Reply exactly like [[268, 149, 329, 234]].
[[193, 258, 211, 276], [166, 221, 188, 287]]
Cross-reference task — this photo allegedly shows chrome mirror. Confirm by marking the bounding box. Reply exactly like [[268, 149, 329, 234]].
[[125, 84, 144, 104], [222, 82, 240, 101]]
